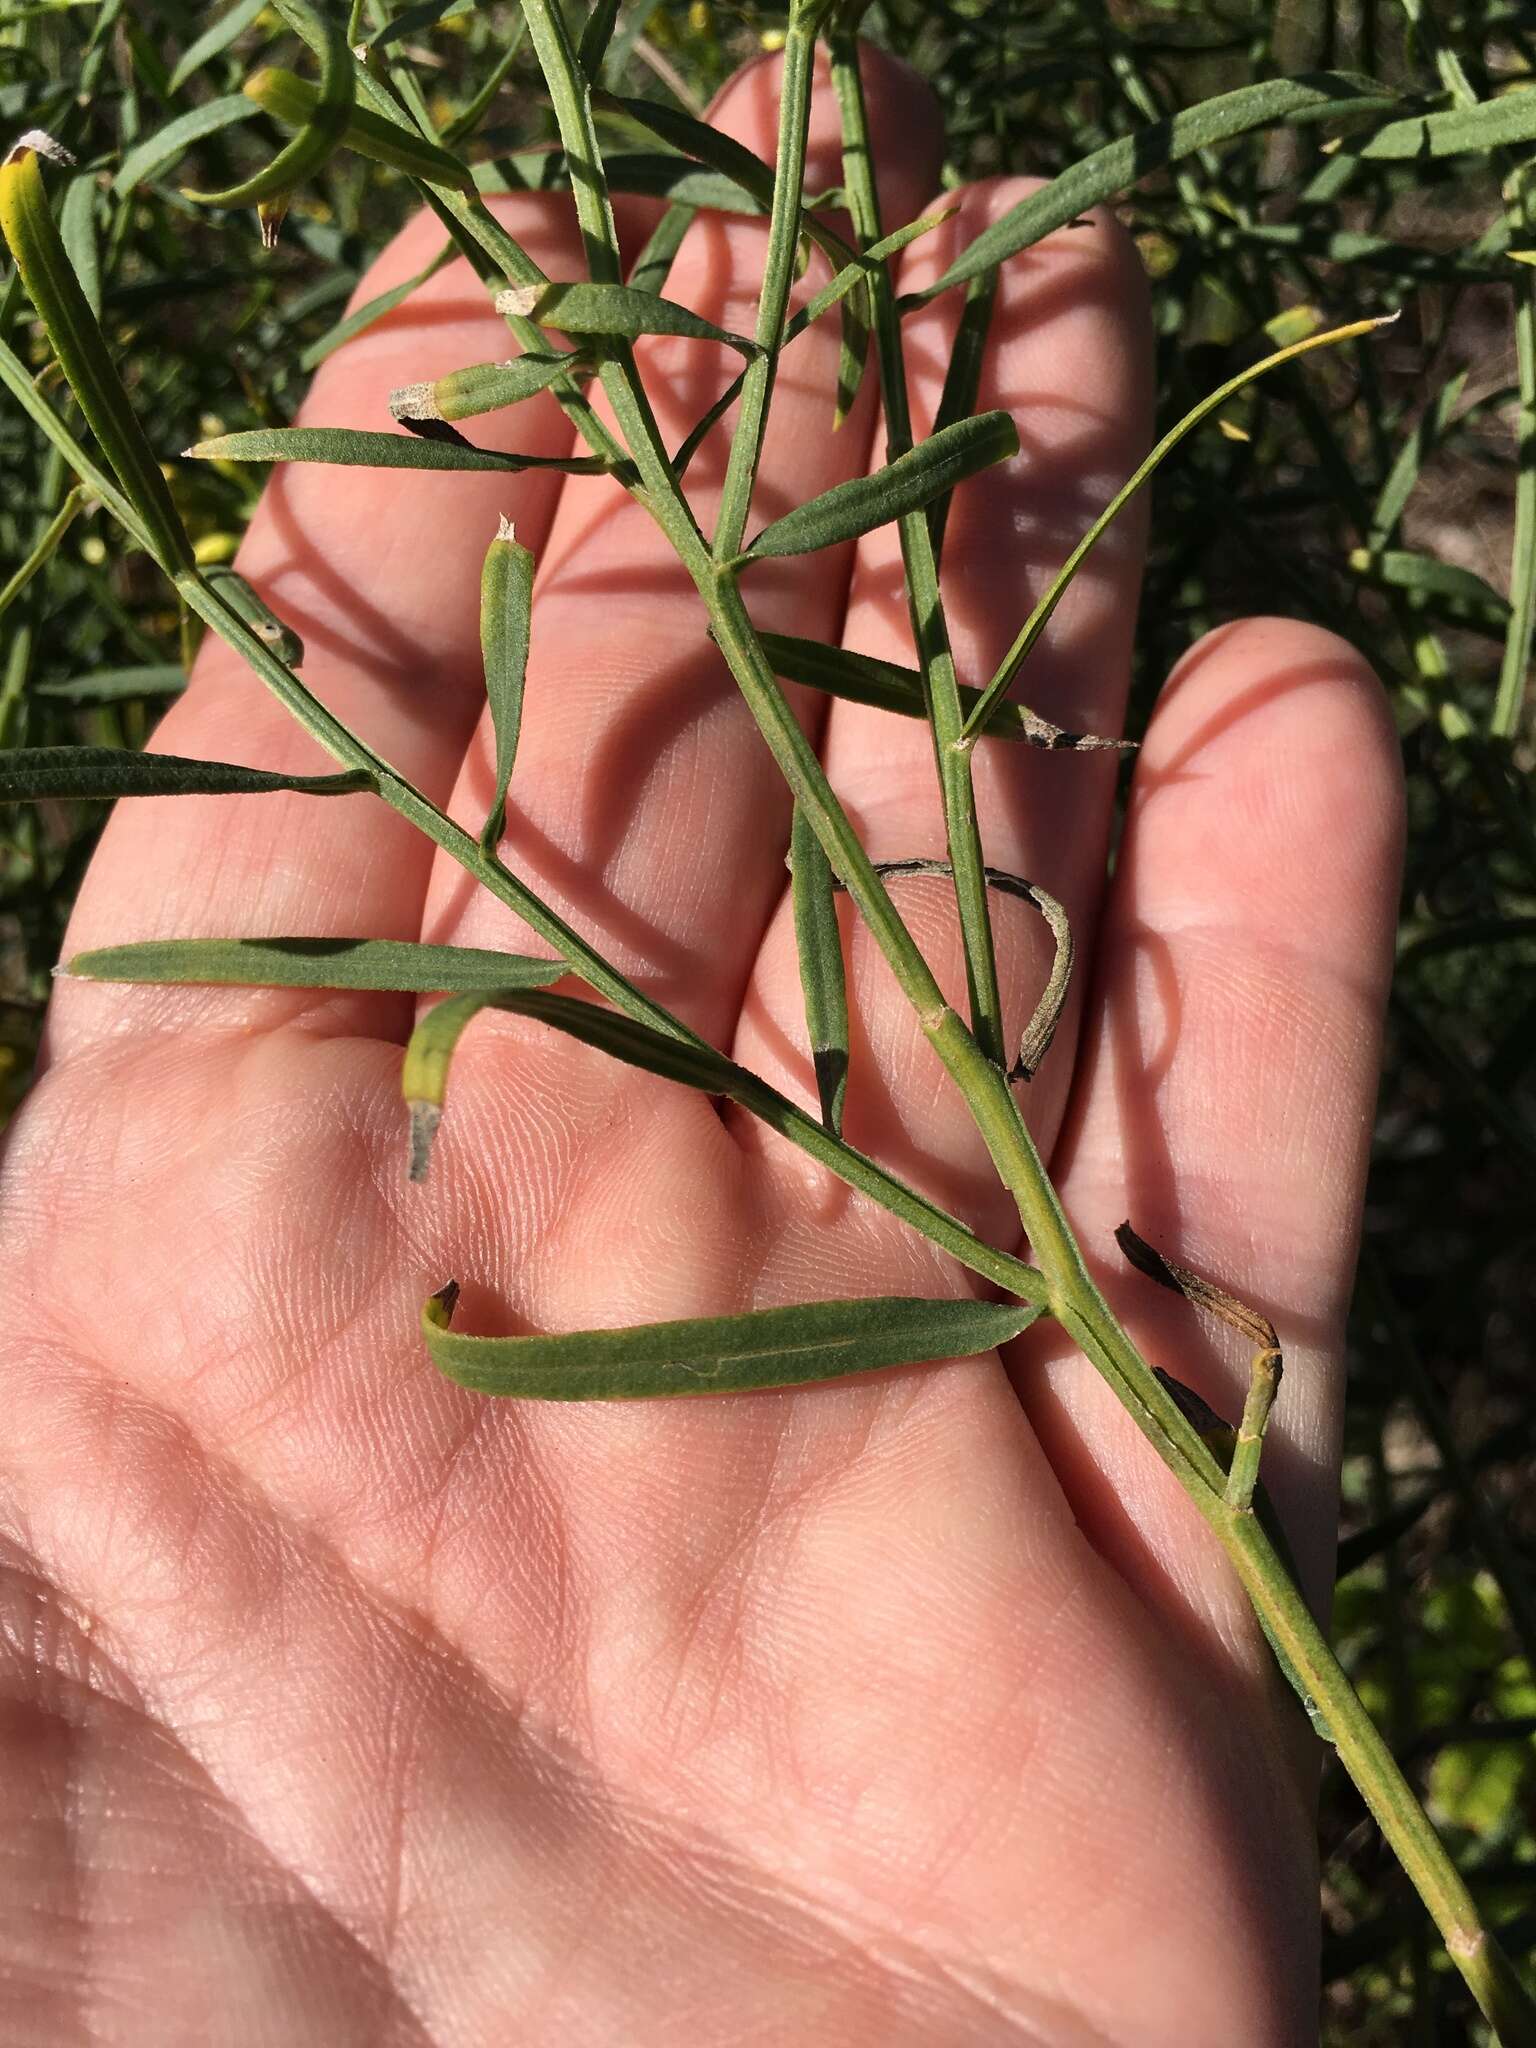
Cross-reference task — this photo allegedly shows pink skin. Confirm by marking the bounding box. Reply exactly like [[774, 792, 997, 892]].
[[0, 47, 1401, 2048]]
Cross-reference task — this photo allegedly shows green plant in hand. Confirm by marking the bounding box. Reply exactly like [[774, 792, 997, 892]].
[[1, 1, 1533, 2041]]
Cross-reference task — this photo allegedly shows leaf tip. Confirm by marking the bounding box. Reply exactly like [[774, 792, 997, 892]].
[[5, 129, 75, 170], [407, 1099, 442, 1183], [426, 1277, 460, 1325], [495, 513, 516, 544]]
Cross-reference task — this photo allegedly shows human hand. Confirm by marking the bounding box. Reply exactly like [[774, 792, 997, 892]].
[[0, 46, 1402, 2047]]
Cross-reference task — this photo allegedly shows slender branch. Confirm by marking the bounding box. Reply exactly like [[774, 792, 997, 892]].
[[827, 33, 1007, 1070], [713, 14, 817, 560]]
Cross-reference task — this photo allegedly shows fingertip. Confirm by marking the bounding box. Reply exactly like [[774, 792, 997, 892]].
[[1136, 618, 1405, 925]]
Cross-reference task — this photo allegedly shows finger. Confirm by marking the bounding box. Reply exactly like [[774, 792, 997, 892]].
[[1018, 618, 1404, 1628], [735, 181, 1153, 1239], [48, 190, 629, 1061], [421, 48, 944, 1045]]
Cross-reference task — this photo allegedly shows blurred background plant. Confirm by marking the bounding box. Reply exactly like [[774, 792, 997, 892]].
[[1, 1, 1533, 2038]]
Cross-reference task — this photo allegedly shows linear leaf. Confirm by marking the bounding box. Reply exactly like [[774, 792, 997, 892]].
[[1360, 90, 1536, 160], [627, 199, 695, 296], [962, 316, 1395, 740], [739, 411, 1019, 561], [300, 240, 457, 372], [58, 173, 100, 316], [368, 0, 487, 48], [183, 426, 612, 475], [420, 1286, 1041, 1400], [390, 350, 587, 426], [495, 279, 760, 360], [479, 518, 534, 858], [785, 207, 956, 343], [577, 0, 622, 82], [244, 66, 478, 191], [34, 664, 187, 703], [756, 632, 1128, 748], [112, 95, 256, 192], [0, 333, 150, 550], [590, 89, 868, 405], [909, 74, 1399, 303], [184, 2, 353, 209], [66, 935, 565, 993], [926, 267, 997, 569], [204, 566, 305, 664], [1371, 370, 1470, 546], [0, 139, 194, 571], [168, 0, 268, 94], [0, 746, 374, 802], [671, 366, 745, 479], [790, 803, 849, 1136]]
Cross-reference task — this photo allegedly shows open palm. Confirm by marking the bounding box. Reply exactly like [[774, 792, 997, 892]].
[[1, 49, 1403, 2047]]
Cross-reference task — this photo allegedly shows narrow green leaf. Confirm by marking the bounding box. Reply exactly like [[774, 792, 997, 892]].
[[790, 803, 849, 1136], [963, 316, 1396, 741], [368, 0, 486, 48], [390, 349, 587, 427], [785, 206, 956, 343], [204, 565, 305, 665], [1360, 89, 1536, 160], [183, 425, 613, 476], [479, 518, 534, 858], [740, 410, 1019, 562], [34, 664, 187, 703], [1348, 547, 1509, 628], [495, 278, 760, 361], [591, 87, 868, 405], [420, 1286, 1041, 1400], [184, 0, 353, 209], [244, 65, 478, 192], [0, 746, 374, 802], [168, 0, 268, 95], [627, 199, 695, 296], [299, 240, 457, 372], [577, 0, 623, 83], [0, 486, 84, 625], [0, 333, 151, 552], [1371, 369, 1468, 546], [926, 267, 997, 569], [756, 631, 1129, 749], [0, 138, 194, 572], [112, 95, 257, 193], [671, 366, 746, 480], [908, 74, 1400, 303], [67, 935, 565, 994], [58, 173, 100, 317]]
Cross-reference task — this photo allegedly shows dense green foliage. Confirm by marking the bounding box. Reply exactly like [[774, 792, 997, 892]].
[[2, 2, 1534, 2038]]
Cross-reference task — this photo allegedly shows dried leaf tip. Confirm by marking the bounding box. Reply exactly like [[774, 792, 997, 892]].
[[389, 381, 440, 423], [495, 514, 516, 544], [5, 129, 75, 168], [406, 1100, 442, 1184], [494, 285, 543, 320]]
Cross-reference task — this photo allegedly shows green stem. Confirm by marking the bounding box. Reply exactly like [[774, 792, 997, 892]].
[[828, 32, 1006, 1070], [176, 564, 1044, 1309], [712, 13, 817, 560]]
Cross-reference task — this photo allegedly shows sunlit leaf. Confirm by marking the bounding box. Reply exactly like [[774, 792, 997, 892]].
[[67, 935, 565, 993], [739, 411, 1018, 560], [0, 747, 373, 802], [183, 425, 612, 475], [420, 1284, 1041, 1399]]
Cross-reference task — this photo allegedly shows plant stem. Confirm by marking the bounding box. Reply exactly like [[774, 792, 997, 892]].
[[713, 12, 817, 560], [828, 32, 1007, 1070]]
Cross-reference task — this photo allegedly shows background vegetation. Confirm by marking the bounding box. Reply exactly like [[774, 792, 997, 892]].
[[2, 1, 1533, 2038]]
